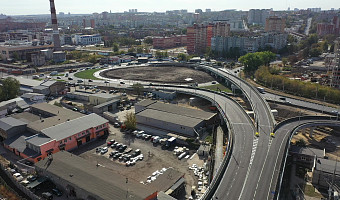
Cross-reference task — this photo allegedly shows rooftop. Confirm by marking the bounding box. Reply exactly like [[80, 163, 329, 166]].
[[28, 103, 83, 132], [148, 168, 184, 192], [135, 99, 157, 107], [3, 132, 39, 157], [315, 158, 340, 174], [26, 134, 53, 147], [35, 151, 155, 200], [0, 117, 27, 131], [147, 102, 216, 120], [4, 76, 41, 87], [40, 80, 57, 87], [90, 93, 117, 99], [137, 109, 203, 128], [93, 98, 121, 109], [290, 146, 325, 158], [41, 114, 108, 141]]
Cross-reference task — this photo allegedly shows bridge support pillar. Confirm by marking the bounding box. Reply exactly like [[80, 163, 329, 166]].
[[309, 127, 316, 138], [302, 128, 306, 135]]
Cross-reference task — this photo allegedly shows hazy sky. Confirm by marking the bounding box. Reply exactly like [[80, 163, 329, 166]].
[[1, 0, 340, 15]]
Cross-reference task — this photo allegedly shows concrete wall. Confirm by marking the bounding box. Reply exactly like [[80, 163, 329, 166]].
[[89, 96, 113, 105]]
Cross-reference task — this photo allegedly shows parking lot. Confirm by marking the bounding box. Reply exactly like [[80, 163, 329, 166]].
[[72, 107, 205, 199]]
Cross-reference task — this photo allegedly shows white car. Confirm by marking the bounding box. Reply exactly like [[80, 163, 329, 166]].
[[13, 173, 23, 182], [101, 147, 108, 154]]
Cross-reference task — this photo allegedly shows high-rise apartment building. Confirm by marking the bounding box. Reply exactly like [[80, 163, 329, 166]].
[[317, 16, 340, 36], [187, 22, 230, 55], [265, 16, 286, 33], [329, 38, 340, 89], [248, 9, 271, 25]]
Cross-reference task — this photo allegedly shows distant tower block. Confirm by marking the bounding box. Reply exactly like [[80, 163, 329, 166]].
[[49, 0, 61, 51]]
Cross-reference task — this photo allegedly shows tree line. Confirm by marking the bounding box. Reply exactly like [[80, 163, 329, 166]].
[[0, 77, 20, 102], [255, 66, 340, 104]]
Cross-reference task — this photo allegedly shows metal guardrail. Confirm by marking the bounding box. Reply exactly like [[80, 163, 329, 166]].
[[274, 116, 340, 199], [149, 84, 253, 199]]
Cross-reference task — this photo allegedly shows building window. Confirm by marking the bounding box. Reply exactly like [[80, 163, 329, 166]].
[[86, 130, 90, 134], [96, 127, 98, 130], [69, 137, 72, 141], [103, 124, 106, 127], [64, 139, 67, 143], [83, 132, 85, 135], [60, 141, 62, 144], [78, 133, 81, 137]]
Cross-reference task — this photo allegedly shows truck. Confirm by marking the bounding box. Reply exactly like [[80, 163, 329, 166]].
[[256, 87, 265, 94], [165, 137, 176, 148]]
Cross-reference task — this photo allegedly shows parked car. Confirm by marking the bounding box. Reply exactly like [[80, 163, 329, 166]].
[[27, 175, 37, 182], [100, 147, 108, 154], [68, 77, 73, 80], [96, 147, 103, 153], [114, 122, 120, 128], [13, 173, 23, 182], [42, 192, 53, 200], [111, 142, 118, 148], [132, 149, 141, 157], [107, 139, 115, 146], [88, 79, 93, 82], [51, 188, 63, 197]]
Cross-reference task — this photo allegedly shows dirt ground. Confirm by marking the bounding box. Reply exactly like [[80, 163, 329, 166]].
[[72, 106, 206, 200], [100, 66, 215, 84]]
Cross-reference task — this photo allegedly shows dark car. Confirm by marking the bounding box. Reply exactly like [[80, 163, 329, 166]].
[[88, 79, 93, 82], [51, 188, 63, 197], [42, 192, 53, 200], [115, 143, 122, 150], [68, 77, 73, 80], [107, 139, 115, 146]]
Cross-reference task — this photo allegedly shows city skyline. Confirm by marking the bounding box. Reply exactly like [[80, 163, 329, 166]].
[[1, 0, 340, 15]]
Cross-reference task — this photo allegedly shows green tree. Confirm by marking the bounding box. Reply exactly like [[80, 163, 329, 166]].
[[238, 51, 275, 74], [132, 83, 144, 96], [309, 48, 322, 57], [144, 37, 153, 45], [128, 47, 135, 53], [113, 43, 119, 52], [282, 58, 288, 66], [177, 53, 187, 61], [136, 46, 143, 54], [0, 77, 20, 101], [124, 112, 136, 129]]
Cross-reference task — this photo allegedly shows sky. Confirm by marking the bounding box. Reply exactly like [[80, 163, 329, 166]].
[[1, 0, 340, 15]]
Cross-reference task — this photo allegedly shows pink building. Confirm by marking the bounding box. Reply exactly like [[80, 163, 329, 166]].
[[4, 113, 109, 163]]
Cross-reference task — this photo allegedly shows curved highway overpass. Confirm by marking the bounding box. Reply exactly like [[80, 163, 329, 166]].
[[91, 64, 340, 199]]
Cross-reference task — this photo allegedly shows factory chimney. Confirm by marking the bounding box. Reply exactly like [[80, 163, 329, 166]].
[[49, 0, 61, 51]]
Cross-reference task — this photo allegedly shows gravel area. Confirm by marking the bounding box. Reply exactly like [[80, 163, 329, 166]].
[[71, 108, 204, 199], [100, 66, 215, 84]]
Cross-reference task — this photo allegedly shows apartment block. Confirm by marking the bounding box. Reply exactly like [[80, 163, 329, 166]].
[[152, 35, 187, 49], [265, 16, 286, 33], [187, 22, 230, 55]]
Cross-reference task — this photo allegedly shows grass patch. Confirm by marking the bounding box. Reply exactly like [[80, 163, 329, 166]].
[[200, 84, 232, 93], [205, 135, 213, 144], [52, 74, 64, 76], [74, 69, 102, 80], [303, 184, 323, 198]]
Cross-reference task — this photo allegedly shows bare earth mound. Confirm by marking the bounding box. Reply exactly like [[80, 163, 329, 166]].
[[100, 66, 215, 84]]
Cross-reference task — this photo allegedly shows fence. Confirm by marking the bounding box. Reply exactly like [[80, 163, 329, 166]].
[[0, 162, 41, 200]]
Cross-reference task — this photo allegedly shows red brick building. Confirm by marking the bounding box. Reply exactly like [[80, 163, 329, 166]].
[[187, 22, 230, 55], [317, 16, 340, 36], [0, 17, 46, 32], [152, 35, 187, 49]]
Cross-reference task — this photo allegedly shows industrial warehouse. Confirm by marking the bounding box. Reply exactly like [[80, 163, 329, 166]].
[[135, 100, 216, 137], [0, 103, 109, 163]]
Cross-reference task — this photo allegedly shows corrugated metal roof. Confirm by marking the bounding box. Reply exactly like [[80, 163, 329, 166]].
[[41, 114, 108, 141], [147, 102, 216, 121], [137, 109, 202, 128], [0, 117, 27, 131], [35, 151, 155, 200], [135, 99, 157, 107], [26, 134, 53, 147]]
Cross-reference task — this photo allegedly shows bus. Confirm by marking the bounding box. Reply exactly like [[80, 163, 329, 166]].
[[256, 87, 265, 94]]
